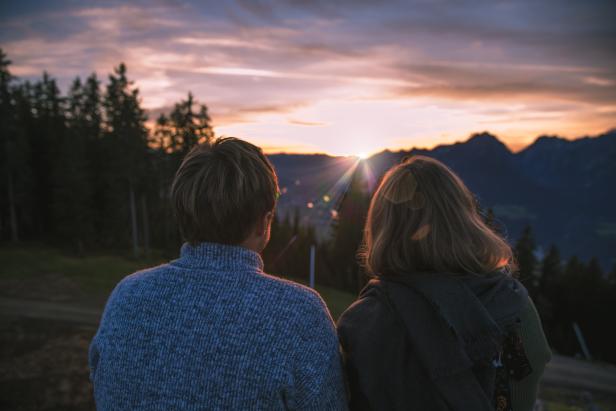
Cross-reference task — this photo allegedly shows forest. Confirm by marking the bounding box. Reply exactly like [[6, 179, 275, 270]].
[[1, 48, 615, 364]]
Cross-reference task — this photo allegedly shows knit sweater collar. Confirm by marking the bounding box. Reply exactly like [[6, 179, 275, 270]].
[[177, 242, 264, 272]]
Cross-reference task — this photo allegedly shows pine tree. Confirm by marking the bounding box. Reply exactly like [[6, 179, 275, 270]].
[[151, 113, 178, 250], [9, 81, 38, 240], [536, 244, 562, 336], [585, 257, 603, 282], [150, 93, 215, 252], [103, 63, 149, 256], [167, 92, 214, 155], [153, 114, 171, 151], [30, 73, 66, 237], [560, 255, 585, 330], [561, 256, 586, 318], [563, 256, 583, 281], [80, 74, 105, 242], [609, 264, 616, 285], [540, 244, 561, 294], [0, 49, 15, 240], [50, 76, 94, 251], [514, 225, 538, 297]]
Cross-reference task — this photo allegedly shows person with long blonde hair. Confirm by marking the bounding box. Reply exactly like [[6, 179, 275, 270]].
[[337, 155, 551, 411]]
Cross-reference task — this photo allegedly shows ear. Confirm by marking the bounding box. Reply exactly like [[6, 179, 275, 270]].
[[256, 211, 274, 236]]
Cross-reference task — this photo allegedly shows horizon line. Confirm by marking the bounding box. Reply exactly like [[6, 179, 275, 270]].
[[259, 127, 615, 158]]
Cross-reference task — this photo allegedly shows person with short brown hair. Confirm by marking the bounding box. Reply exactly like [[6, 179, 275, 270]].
[[90, 137, 347, 410], [171, 137, 279, 246]]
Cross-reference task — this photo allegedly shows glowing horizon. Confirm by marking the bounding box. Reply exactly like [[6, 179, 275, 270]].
[[231, 129, 603, 158]]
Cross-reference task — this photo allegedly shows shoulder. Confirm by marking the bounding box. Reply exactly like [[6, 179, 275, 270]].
[[102, 263, 174, 311], [258, 272, 330, 315], [339, 279, 389, 319], [256, 275, 339, 352], [118, 263, 170, 289], [122, 262, 175, 285], [337, 280, 396, 345]]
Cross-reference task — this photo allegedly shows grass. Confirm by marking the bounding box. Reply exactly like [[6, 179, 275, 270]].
[[314, 285, 356, 319], [0, 244, 164, 297], [0, 244, 355, 319], [282, 276, 356, 319]]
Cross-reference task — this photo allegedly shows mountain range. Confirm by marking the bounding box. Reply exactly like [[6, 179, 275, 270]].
[[267, 129, 616, 269]]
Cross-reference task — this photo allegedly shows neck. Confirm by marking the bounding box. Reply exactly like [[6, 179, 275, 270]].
[[240, 237, 264, 254]]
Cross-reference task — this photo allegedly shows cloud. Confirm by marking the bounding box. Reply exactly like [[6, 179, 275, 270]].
[[288, 119, 327, 126], [584, 76, 616, 87], [386, 61, 616, 106], [1, 0, 614, 153]]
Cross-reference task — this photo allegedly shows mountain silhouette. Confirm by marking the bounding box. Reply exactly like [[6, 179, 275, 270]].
[[269, 129, 616, 269]]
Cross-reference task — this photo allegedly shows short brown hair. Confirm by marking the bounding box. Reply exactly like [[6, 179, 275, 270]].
[[361, 155, 514, 276], [171, 137, 279, 245]]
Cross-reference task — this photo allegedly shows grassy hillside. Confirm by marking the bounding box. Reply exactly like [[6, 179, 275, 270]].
[[0, 244, 355, 319]]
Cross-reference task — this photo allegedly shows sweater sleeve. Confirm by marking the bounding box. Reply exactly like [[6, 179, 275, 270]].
[[510, 297, 552, 411], [287, 293, 348, 411]]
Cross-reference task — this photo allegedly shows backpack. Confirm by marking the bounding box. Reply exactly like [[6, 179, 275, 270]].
[[379, 274, 532, 411]]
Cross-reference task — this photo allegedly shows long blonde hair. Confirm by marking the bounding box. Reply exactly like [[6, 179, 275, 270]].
[[361, 155, 514, 276]]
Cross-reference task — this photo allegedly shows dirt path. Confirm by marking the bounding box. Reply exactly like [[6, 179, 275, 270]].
[[0, 297, 101, 326]]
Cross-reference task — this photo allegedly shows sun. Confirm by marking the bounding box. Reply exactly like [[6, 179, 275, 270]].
[[357, 152, 369, 159]]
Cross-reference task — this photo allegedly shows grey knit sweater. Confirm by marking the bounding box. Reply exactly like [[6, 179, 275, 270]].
[[89, 242, 347, 410]]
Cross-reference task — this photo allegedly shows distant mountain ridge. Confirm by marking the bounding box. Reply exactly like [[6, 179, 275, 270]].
[[268, 129, 616, 269]]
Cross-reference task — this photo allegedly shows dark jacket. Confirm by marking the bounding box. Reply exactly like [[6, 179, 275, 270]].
[[337, 271, 529, 411]]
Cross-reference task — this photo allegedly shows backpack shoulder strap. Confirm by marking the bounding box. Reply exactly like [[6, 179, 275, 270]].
[[379, 279, 496, 411]]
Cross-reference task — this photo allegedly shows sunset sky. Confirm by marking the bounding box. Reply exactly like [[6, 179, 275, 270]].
[[1, 0, 615, 156]]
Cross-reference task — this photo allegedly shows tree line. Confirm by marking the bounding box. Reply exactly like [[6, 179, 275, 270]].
[[513, 226, 616, 364], [0, 49, 213, 256], [0, 49, 341, 286], [2, 48, 615, 363]]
